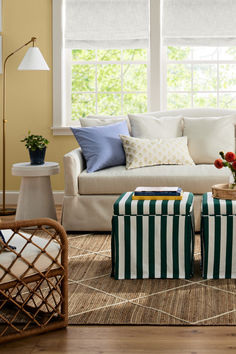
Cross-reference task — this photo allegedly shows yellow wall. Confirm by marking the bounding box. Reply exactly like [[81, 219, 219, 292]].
[[0, 0, 76, 191]]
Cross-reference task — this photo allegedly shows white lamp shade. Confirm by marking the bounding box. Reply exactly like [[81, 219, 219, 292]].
[[18, 47, 49, 71]]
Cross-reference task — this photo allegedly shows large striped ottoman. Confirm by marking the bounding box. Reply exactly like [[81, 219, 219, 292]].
[[201, 192, 236, 279], [111, 192, 195, 280]]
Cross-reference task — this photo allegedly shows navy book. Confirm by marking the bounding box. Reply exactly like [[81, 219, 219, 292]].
[[134, 187, 182, 196]]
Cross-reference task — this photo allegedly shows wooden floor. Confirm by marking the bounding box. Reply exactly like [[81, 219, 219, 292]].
[[2, 326, 236, 354], [1, 206, 236, 353]]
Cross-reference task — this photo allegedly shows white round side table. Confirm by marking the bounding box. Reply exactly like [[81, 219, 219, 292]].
[[12, 162, 60, 221]]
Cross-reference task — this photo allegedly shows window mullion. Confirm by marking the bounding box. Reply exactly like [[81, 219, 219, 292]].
[[121, 49, 124, 114], [191, 49, 194, 108], [95, 49, 98, 114], [161, 46, 167, 110], [73, 60, 146, 65], [217, 49, 220, 108]]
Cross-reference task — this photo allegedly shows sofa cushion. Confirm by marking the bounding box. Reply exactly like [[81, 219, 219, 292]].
[[183, 116, 235, 164], [0, 230, 60, 284], [80, 115, 131, 132], [128, 114, 183, 138], [79, 164, 230, 195]]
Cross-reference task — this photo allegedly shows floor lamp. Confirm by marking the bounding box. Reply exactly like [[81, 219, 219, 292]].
[[0, 37, 49, 216]]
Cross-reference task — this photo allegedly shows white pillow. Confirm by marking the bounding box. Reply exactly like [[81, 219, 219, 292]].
[[120, 135, 194, 170], [183, 116, 235, 164], [80, 116, 131, 132], [128, 114, 183, 139]]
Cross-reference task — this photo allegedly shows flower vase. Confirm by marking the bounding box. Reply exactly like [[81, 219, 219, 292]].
[[229, 173, 236, 189]]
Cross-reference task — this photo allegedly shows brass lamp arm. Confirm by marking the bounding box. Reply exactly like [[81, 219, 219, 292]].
[[4, 37, 37, 67]]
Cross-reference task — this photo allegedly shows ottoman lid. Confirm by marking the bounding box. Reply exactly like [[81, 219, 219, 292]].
[[202, 192, 236, 216], [113, 192, 194, 216]]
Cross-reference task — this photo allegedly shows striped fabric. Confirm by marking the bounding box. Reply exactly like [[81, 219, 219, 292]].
[[202, 192, 236, 216], [202, 192, 236, 279], [111, 192, 194, 280], [113, 192, 194, 216]]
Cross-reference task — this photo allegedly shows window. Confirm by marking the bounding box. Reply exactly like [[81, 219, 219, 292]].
[[52, 1, 162, 134], [162, 0, 236, 111], [163, 46, 236, 110], [52, 0, 153, 134], [69, 48, 148, 123]]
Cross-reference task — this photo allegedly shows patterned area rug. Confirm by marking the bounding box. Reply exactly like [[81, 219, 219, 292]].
[[68, 233, 236, 325]]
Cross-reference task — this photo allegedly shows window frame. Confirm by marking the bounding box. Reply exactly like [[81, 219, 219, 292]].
[[52, 0, 161, 135], [69, 49, 148, 124], [162, 46, 236, 110]]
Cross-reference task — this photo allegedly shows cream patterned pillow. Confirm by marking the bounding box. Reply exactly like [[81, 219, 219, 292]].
[[120, 135, 194, 169]]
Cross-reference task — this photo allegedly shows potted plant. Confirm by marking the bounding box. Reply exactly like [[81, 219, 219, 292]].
[[21, 131, 49, 165]]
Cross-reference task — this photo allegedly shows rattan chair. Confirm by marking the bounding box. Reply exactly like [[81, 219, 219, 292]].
[[0, 218, 68, 343]]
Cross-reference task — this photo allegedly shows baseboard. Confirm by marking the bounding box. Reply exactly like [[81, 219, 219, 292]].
[[0, 191, 64, 205]]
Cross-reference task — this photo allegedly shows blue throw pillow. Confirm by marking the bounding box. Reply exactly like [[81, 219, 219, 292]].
[[71, 121, 130, 173]]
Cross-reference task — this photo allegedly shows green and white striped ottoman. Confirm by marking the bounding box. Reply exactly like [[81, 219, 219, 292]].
[[202, 192, 236, 279], [111, 192, 195, 280]]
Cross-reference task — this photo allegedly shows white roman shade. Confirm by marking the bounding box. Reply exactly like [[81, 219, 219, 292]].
[[65, 0, 149, 49], [162, 0, 236, 46]]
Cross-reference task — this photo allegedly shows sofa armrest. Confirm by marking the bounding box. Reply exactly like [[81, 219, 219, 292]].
[[64, 148, 86, 195]]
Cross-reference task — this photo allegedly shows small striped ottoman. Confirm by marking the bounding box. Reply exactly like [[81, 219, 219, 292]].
[[201, 192, 236, 279], [111, 192, 195, 280]]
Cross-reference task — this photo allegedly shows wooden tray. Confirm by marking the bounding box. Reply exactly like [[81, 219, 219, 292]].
[[212, 184, 236, 200]]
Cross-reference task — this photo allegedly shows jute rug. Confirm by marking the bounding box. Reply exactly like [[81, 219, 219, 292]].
[[67, 233, 236, 325]]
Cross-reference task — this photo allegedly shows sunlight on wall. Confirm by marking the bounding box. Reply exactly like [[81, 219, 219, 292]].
[[0, 0, 77, 191]]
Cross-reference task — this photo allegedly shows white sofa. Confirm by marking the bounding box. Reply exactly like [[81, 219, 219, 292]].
[[62, 108, 234, 232]]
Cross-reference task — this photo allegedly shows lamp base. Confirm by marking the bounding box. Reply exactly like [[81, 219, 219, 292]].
[[0, 208, 16, 216]]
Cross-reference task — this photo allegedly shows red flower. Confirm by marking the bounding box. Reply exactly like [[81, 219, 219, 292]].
[[214, 159, 224, 169], [225, 151, 236, 162], [232, 161, 236, 170]]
